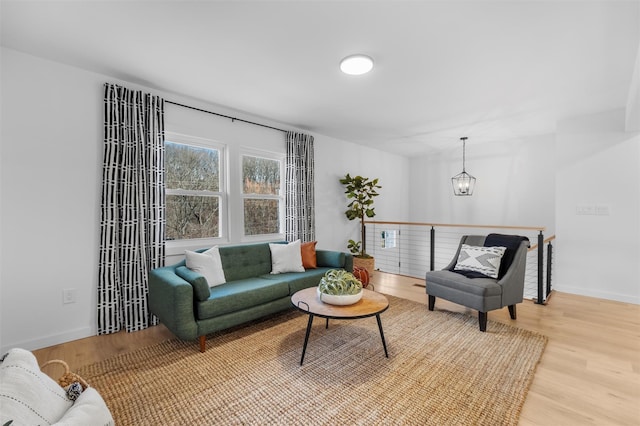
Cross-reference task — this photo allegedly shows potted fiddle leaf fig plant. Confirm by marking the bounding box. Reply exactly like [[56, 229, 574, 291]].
[[339, 173, 381, 276]]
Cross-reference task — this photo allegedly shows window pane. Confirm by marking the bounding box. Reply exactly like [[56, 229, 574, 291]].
[[166, 142, 219, 191], [166, 195, 219, 240], [244, 199, 279, 235], [242, 156, 280, 195]]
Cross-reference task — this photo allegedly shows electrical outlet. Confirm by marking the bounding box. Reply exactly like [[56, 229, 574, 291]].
[[63, 288, 77, 304]]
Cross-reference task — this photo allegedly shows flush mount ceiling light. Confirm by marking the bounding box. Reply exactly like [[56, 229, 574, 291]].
[[340, 54, 374, 75], [451, 137, 476, 196]]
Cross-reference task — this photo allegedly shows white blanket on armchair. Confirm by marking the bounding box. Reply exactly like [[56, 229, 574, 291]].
[[0, 348, 113, 426]]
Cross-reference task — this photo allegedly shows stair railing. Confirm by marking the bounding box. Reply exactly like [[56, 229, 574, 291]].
[[363, 221, 554, 304]]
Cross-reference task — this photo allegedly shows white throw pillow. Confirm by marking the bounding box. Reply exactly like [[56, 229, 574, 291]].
[[454, 244, 507, 279], [185, 246, 226, 287], [0, 348, 72, 425], [269, 240, 305, 274]]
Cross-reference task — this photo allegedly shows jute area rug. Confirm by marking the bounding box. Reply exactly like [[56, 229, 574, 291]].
[[79, 296, 547, 425]]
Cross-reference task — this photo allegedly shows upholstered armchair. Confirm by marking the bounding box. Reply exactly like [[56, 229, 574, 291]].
[[425, 234, 529, 331]]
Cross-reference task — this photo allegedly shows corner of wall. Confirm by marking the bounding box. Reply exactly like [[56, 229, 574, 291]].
[[625, 44, 640, 132]]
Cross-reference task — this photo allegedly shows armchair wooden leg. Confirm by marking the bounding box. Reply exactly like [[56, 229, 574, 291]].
[[478, 312, 487, 332], [428, 295, 435, 311], [199, 335, 206, 353], [508, 304, 517, 320]]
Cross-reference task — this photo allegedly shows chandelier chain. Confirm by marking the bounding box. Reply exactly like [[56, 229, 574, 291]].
[[461, 137, 467, 172]]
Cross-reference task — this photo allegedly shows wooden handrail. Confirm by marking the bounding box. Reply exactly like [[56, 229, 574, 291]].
[[529, 234, 556, 251], [365, 220, 545, 232]]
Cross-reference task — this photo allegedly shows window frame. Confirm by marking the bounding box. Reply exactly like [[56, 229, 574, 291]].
[[239, 148, 285, 241], [164, 132, 228, 251]]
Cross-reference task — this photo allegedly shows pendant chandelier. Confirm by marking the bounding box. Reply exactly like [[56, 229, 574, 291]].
[[451, 137, 476, 196]]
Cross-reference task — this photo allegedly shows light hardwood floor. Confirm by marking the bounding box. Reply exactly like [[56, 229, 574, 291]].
[[33, 272, 640, 425]]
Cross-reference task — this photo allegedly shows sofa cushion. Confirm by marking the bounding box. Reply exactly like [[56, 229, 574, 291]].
[[426, 270, 502, 297], [269, 240, 305, 274], [301, 241, 318, 269], [196, 278, 290, 319], [0, 348, 73, 425], [185, 247, 226, 288], [426, 270, 504, 312], [219, 243, 273, 281], [260, 267, 331, 294]]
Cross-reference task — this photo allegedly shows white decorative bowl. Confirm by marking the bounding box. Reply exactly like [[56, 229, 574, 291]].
[[317, 287, 363, 306]]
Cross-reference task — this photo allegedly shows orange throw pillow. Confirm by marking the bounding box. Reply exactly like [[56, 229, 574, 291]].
[[300, 241, 317, 269]]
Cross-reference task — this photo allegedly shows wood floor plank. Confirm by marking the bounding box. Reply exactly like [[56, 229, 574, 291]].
[[31, 272, 640, 425]]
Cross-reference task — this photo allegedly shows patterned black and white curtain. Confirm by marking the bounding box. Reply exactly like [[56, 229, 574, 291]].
[[285, 131, 315, 242], [98, 83, 165, 334]]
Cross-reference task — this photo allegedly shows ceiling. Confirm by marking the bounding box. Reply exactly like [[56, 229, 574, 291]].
[[2, 1, 639, 156]]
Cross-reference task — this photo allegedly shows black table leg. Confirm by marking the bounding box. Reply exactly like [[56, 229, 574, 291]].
[[325, 318, 329, 329], [376, 314, 389, 358], [300, 314, 314, 365]]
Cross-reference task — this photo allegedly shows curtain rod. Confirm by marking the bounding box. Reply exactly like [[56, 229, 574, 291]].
[[166, 100, 287, 133]]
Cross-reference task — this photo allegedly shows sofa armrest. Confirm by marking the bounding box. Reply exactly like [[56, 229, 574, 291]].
[[54, 387, 114, 426], [344, 253, 353, 272], [175, 266, 210, 302], [315, 250, 353, 272], [148, 267, 199, 340]]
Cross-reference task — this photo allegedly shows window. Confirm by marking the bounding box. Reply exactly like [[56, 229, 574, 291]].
[[165, 138, 224, 241], [241, 154, 283, 236]]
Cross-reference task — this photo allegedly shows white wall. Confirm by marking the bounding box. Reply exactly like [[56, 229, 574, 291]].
[[1, 48, 104, 353], [555, 109, 640, 304], [0, 47, 409, 352], [408, 116, 640, 304], [408, 134, 556, 232], [315, 134, 410, 252]]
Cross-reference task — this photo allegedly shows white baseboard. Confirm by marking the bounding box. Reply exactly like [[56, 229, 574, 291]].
[[0, 326, 94, 355], [554, 285, 640, 305]]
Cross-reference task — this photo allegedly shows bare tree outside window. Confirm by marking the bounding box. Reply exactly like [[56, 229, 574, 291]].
[[165, 141, 221, 240], [242, 155, 281, 235], [243, 199, 279, 235], [166, 195, 219, 239]]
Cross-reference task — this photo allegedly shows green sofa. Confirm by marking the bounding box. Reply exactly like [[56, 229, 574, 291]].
[[148, 241, 352, 352]]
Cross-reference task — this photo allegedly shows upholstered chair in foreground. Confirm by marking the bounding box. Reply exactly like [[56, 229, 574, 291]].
[[425, 234, 529, 331]]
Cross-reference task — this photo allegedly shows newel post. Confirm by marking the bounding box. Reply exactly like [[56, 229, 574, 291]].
[[546, 240, 553, 296], [430, 226, 435, 271], [536, 231, 544, 304]]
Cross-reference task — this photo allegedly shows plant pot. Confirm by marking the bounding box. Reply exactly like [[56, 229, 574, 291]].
[[352, 266, 370, 288], [353, 256, 375, 277], [317, 287, 363, 306]]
